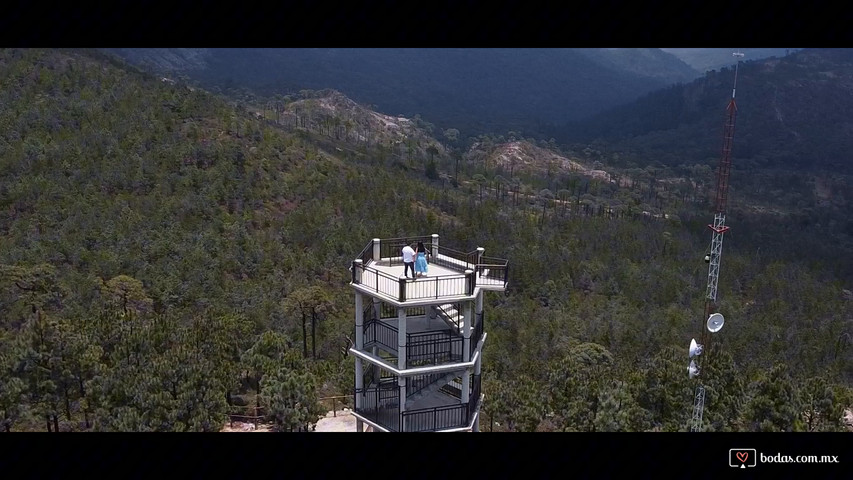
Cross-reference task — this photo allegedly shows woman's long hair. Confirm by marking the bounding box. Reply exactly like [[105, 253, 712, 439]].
[[417, 241, 426, 253]]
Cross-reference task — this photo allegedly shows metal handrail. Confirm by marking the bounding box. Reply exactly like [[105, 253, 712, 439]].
[[363, 319, 464, 369], [364, 319, 399, 354], [468, 374, 482, 420], [406, 330, 463, 368], [435, 304, 460, 334], [356, 239, 374, 264], [356, 384, 476, 432], [400, 402, 469, 432], [376, 235, 434, 243], [352, 238, 509, 296], [406, 372, 448, 398], [354, 237, 507, 268], [354, 384, 401, 431], [479, 255, 508, 266]]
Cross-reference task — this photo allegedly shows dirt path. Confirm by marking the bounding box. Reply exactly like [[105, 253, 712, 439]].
[[220, 409, 362, 432], [313, 408, 359, 432], [221, 421, 272, 432]]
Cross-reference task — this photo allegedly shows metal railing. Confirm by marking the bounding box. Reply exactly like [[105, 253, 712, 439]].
[[356, 239, 374, 265], [355, 384, 401, 431], [468, 374, 482, 421], [363, 358, 396, 388], [428, 245, 478, 271], [364, 301, 377, 322], [378, 236, 434, 266], [404, 274, 470, 301], [406, 330, 463, 368], [363, 363, 375, 387], [476, 255, 509, 287], [363, 319, 399, 355], [406, 372, 448, 399], [401, 403, 469, 432], [353, 261, 400, 298], [436, 303, 461, 334], [362, 320, 464, 369], [354, 379, 479, 432], [380, 302, 425, 318], [352, 238, 508, 300], [353, 261, 473, 302]]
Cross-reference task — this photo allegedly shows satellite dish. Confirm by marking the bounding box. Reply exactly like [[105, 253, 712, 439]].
[[688, 359, 700, 379], [707, 313, 725, 333], [689, 338, 703, 358]]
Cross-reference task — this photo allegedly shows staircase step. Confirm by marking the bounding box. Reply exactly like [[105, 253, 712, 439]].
[[439, 384, 461, 399], [407, 371, 457, 404]]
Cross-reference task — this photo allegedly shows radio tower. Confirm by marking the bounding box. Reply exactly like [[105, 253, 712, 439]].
[[689, 50, 744, 432]]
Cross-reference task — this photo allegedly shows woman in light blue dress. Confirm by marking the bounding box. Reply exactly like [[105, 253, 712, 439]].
[[415, 241, 431, 277]]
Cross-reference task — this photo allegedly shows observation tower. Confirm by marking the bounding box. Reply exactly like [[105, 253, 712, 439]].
[[348, 234, 508, 432]]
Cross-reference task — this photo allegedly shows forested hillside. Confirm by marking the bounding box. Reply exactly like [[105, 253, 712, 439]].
[[661, 48, 799, 73], [1, 49, 851, 433], [555, 48, 853, 173], [103, 48, 697, 138]]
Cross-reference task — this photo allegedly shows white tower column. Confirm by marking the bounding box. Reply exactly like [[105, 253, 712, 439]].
[[354, 292, 364, 432], [397, 307, 407, 371], [371, 298, 381, 383], [462, 368, 471, 418], [398, 307, 407, 431], [475, 290, 484, 348], [475, 347, 482, 375], [431, 233, 439, 257], [353, 259, 363, 284], [462, 301, 472, 362], [355, 293, 364, 350], [473, 340, 482, 432], [462, 301, 472, 402], [373, 238, 381, 263]]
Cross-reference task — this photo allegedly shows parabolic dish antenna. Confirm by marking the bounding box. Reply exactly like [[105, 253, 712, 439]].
[[707, 313, 725, 333], [688, 359, 700, 379], [689, 338, 703, 358]]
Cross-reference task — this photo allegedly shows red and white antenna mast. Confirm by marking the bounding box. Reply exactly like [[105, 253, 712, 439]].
[[690, 50, 744, 432], [704, 50, 742, 344]]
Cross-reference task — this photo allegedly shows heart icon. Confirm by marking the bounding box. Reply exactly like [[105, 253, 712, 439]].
[[736, 452, 749, 463]]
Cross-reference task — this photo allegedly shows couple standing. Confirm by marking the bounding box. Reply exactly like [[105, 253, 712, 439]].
[[402, 241, 431, 278]]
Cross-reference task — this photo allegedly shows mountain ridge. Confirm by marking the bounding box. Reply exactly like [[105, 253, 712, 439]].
[[553, 48, 853, 173], [101, 48, 700, 136]]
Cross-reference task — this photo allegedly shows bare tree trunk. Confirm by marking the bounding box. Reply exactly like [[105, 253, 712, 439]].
[[302, 312, 308, 358], [311, 311, 316, 360], [64, 388, 72, 421]]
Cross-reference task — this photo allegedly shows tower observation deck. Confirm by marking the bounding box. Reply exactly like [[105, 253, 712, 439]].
[[348, 234, 508, 432]]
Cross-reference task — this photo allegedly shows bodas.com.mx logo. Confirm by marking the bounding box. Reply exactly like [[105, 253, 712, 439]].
[[730, 449, 757, 468]]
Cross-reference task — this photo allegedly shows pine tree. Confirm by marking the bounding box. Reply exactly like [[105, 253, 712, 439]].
[[741, 363, 803, 432]]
